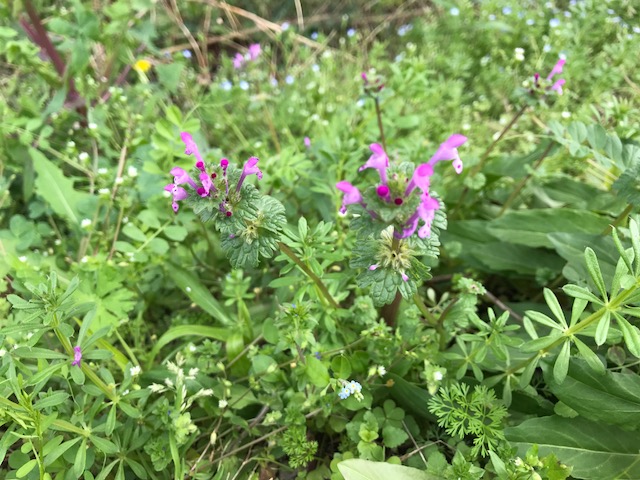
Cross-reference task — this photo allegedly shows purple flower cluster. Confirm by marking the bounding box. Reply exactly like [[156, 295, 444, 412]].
[[336, 135, 467, 239], [71, 346, 82, 366], [533, 58, 566, 95], [233, 43, 261, 69], [164, 132, 262, 214]]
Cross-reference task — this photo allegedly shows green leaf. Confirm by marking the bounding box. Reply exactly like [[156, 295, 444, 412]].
[[34, 392, 69, 410], [505, 416, 640, 479], [44, 437, 81, 466], [488, 209, 609, 249], [616, 315, 640, 357], [562, 284, 602, 305], [553, 340, 571, 384], [305, 356, 330, 387], [585, 247, 608, 301], [547, 359, 640, 428], [525, 311, 563, 331], [573, 338, 605, 374], [166, 263, 233, 325], [16, 459, 37, 478], [74, 439, 87, 478], [381, 424, 408, 448], [156, 63, 184, 93], [90, 436, 118, 455], [331, 356, 352, 379], [387, 374, 436, 421], [122, 223, 147, 242], [338, 459, 440, 480], [146, 325, 228, 369], [30, 148, 91, 225], [164, 225, 188, 241], [543, 288, 568, 328], [594, 310, 611, 347]]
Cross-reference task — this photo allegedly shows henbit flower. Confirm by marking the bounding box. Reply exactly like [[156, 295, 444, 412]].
[[398, 194, 441, 239], [336, 181, 363, 214], [181, 132, 204, 166], [164, 184, 188, 213], [547, 58, 566, 81], [248, 43, 261, 60], [233, 53, 245, 69], [236, 157, 263, 192], [551, 79, 566, 95], [71, 346, 82, 366], [405, 163, 434, 196], [304, 136, 311, 148], [427, 134, 468, 174], [171, 167, 198, 190], [359, 143, 389, 184]]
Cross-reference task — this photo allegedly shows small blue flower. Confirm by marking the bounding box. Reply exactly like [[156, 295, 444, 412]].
[[502, 6, 512, 15], [397, 24, 412, 36], [311, 31, 318, 40], [526, 18, 535, 25], [314, 351, 321, 359], [221, 80, 232, 91], [281, 21, 290, 31], [450, 7, 460, 16], [311, 64, 320, 72], [549, 18, 561, 27], [285, 75, 294, 85], [488, 14, 496, 21], [634, 26, 640, 34], [338, 387, 350, 399], [182, 50, 192, 59], [270, 76, 278, 87], [543, 44, 551, 52], [347, 28, 356, 37], [239, 80, 249, 90], [563, 10, 572, 17]]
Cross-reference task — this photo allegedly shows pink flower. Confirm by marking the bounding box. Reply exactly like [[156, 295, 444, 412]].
[[336, 181, 362, 213], [164, 183, 188, 213], [551, 78, 565, 95], [233, 53, 245, 69], [428, 134, 467, 174], [359, 143, 389, 184], [547, 58, 565, 81], [236, 157, 263, 192], [71, 346, 82, 366], [180, 132, 204, 165], [171, 167, 198, 190], [398, 194, 441, 239], [405, 163, 434, 196], [248, 43, 261, 61], [304, 136, 311, 148]]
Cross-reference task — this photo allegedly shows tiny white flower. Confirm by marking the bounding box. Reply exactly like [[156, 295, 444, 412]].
[[98, 167, 108, 175], [189, 344, 197, 352], [26, 332, 34, 340], [81, 218, 92, 228], [127, 166, 138, 177], [188, 367, 199, 378], [377, 366, 387, 376], [18, 256, 27, 262], [130, 365, 142, 376], [88, 122, 98, 130], [561, 111, 571, 118], [78, 152, 89, 162], [434, 370, 444, 381], [218, 399, 228, 408], [54, 239, 61, 246], [149, 383, 165, 393], [98, 188, 110, 196], [67, 141, 76, 148], [122, 389, 129, 395], [115, 177, 124, 185], [81, 256, 89, 263], [0, 348, 6, 357], [185, 287, 192, 292]]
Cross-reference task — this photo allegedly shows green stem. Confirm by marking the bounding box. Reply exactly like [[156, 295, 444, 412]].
[[412, 294, 438, 326], [603, 204, 634, 235], [498, 140, 555, 216], [277, 241, 340, 309], [0, 396, 89, 437], [374, 97, 387, 151]]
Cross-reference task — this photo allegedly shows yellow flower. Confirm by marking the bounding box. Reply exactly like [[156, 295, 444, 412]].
[[133, 59, 152, 73]]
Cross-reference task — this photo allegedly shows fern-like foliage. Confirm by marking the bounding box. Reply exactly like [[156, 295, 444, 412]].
[[428, 383, 507, 458]]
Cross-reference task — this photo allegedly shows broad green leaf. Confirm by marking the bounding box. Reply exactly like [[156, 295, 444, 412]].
[[338, 459, 440, 480], [30, 148, 91, 225], [547, 359, 640, 428], [167, 263, 233, 325], [506, 416, 640, 479], [488, 209, 609, 249], [387, 374, 436, 421], [305, 356, 330, 387], [553, 341, 571, 384], [145, 325, 228, 368]]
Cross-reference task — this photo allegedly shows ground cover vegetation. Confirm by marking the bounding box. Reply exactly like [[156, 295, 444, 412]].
[[1, 0, 640, 478]]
